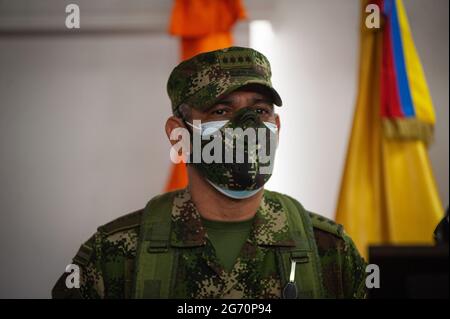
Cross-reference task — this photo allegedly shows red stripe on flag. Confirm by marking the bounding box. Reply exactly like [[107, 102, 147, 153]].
[[381, 15, 404, 118]]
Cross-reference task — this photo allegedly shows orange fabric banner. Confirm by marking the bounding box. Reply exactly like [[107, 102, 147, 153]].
[[181, 33, 234, 61], [164, 0, 247, 191], [169, 0, 247, 37]]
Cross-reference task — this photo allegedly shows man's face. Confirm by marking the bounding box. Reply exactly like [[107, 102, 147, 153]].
[[165, 85, 280, 196]]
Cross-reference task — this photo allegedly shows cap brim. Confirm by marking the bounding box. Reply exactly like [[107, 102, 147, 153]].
[[193, 78, 283, 112]]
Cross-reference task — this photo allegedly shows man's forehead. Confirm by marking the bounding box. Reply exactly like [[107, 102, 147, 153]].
[[218, 85, 274, 103], [209, 94, 272, 111]]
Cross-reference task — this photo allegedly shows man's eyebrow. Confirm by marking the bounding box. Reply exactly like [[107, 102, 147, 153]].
[[213, 98, 234, 106], [213, 96, 273, 107], [252, 97, 273, 104]]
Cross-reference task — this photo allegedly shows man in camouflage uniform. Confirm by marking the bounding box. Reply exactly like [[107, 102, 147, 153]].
[[52, 47, 367, 299]]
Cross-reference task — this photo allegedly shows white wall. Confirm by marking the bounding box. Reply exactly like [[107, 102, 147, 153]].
[[0, 0, 448, 298], [260, 0, 362, 217], [0, 34, 178, 298]]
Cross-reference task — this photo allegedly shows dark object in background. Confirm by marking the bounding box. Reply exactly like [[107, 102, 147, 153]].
[[369, 245, 449, 299], [434, 208, 449, 245]]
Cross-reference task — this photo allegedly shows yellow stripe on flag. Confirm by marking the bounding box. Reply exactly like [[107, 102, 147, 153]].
[[396, 0, 435, 124]]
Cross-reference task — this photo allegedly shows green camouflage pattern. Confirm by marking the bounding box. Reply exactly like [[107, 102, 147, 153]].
[[192, 107, 276, 191], [52, 188, 367, 299], [167, 46, 282, 114]]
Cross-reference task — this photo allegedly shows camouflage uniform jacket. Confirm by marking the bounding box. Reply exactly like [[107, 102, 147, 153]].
[[52, 188, 367, 299]]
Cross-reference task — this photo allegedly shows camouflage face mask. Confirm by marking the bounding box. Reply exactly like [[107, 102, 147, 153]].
[[187, 108, 278, 199]]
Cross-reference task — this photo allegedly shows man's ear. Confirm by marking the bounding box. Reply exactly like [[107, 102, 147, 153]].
[[275, 113, 281, 132], [165, 116, 186, 146]]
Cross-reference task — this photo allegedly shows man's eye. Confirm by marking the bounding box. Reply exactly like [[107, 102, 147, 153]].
[[211, 108, 228, 115], [255, 107, 270, 114]]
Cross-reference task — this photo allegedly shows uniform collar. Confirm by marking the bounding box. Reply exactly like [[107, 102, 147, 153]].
[[170, 188, 296, 247]]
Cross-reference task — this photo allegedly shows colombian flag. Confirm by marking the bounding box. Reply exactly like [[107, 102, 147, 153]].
[[336, 0, 444, 258]]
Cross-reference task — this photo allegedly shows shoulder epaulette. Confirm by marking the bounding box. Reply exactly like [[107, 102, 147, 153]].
[[72, 234, 96, 267], [264, 190, 345, 238], [97, 208, 144, 236], [308, 211, 344, 238]]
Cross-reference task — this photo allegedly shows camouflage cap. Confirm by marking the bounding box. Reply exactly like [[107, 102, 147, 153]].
[[167, 46, 282, 114]]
